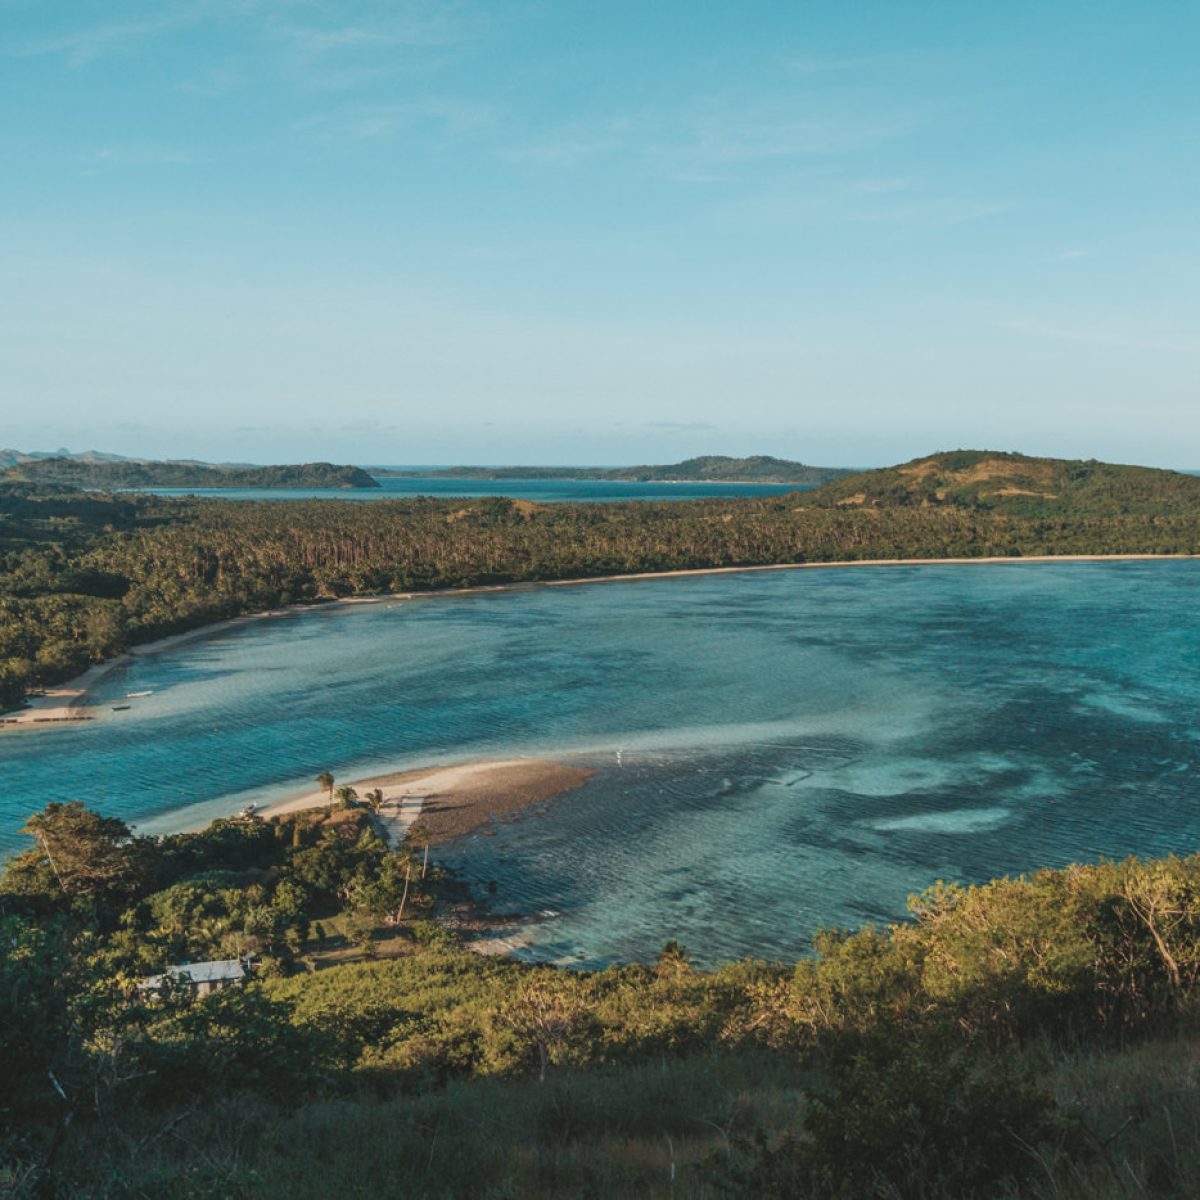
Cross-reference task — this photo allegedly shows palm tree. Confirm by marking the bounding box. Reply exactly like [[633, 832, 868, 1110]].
[[315, 771, 334, 802], [334, 785, 359, 810], [408, 822, 432, 878]]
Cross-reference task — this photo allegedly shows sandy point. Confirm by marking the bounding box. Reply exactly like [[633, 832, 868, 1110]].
[[261, 758, 595, 846]]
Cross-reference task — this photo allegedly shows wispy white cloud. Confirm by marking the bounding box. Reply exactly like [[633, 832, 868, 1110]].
[[176, 63, 247, 96], [274, 18, 450, 63], [7, 1, 474, 76], [671, 107, 908, 167], [1001, 317, 1197, 354], [80, 144, 205, 167], [851, 176, 913, 194], [787, 53, 887, 76], [8, 9, 199, 66], [705, 169, 1006, 231], [338, 418, 399, 434], [849, 198, 1010, 226], [501, 86, 1005, 234], [508, 95, 911, 181], [259, 3, 487, 92], [295, 97, 492, 141], [506, 120, 630, 167]]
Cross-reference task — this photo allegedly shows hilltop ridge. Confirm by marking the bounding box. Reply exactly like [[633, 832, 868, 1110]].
[[800, 449, 1200, 515]]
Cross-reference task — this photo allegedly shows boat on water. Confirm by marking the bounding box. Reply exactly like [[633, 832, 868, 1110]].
[[126, 690, 153, 698], [112, 705, 131, 711]]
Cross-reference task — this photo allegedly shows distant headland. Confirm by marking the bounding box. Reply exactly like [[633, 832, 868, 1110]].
[[375, 454, 853, 485], [796, 448, 1200, 515], [0, 452, 379, 490]]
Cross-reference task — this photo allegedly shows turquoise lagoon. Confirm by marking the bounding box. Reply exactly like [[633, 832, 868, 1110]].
[[2, 562, 1199, 966], [135, 476, 806, 503]]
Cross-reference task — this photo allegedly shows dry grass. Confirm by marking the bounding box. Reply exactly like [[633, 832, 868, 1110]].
[[21, 1033, 1200, 1197], [45, 1053, 806, 1199], [989, 486, 1060, 499], [1022, 1032, 1200, 1198]]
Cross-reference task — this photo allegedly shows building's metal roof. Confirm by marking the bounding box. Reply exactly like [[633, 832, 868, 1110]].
[[141, 958, 247, 989]]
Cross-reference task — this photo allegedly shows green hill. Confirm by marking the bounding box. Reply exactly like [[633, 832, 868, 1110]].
[[383, 454, 851, 485], [799, 449, 1200, 515], [0, 458, 380, 490]]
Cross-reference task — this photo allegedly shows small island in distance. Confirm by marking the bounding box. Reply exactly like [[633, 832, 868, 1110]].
[[375, 453, 854, 485], [0, 455, 381, 490]]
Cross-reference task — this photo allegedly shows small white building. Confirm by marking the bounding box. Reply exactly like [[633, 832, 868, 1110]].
[[140, 957, 251, 998]]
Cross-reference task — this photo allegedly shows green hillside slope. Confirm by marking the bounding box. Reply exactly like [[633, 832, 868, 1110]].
[[800, 449, 1200, 515]]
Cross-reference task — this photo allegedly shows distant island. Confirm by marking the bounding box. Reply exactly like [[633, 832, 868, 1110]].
[[0, 457, 381, 491], [377, 454, 853, 485], [0, 446, 258, 470]]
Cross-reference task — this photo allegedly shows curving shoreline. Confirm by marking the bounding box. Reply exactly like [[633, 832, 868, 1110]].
[[0, 609, 324, 727], [4, 552, 1197, 729]]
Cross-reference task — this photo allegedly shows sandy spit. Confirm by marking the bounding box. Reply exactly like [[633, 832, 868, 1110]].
[[260, 758, 596, 847]]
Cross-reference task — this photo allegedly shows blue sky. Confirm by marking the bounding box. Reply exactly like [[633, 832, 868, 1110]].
[[2, 1, 1197, 467]]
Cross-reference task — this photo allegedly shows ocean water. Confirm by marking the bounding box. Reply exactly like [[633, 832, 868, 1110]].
[[3, 562, 1199, 966], [135, 476, 807, 503]]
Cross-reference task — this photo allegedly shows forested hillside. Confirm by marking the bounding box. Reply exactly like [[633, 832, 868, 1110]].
[[5, 798, 1200, 1197], [4, 463, 1200, 711], [801, 449, 1200, 515], [0, 458, 380, 490]]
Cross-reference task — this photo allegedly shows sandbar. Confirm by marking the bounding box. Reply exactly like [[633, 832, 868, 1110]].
[[260, 758, 596, 846]]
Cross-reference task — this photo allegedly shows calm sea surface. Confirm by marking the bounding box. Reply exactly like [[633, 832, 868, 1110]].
[[3, 562, 1199, 966], [137, 477, 807, 503]]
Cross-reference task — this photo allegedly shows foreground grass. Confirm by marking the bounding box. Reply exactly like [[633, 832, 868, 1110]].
[[13, 1032, 1198, 1200], [28, 1053, 803, 1199], [1034, 1035, 1200, 1198]]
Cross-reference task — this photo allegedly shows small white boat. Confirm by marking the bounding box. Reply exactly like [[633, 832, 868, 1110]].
[[126, 690, 153, 698]]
